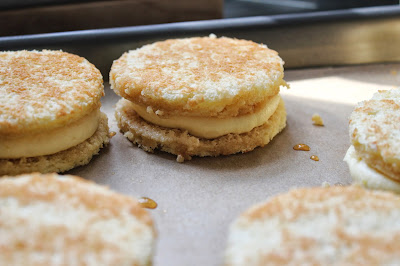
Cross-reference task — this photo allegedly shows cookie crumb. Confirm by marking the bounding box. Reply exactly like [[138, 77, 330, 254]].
[[146, 106, 154, 114], [176, 155, 185, 163], [312, 113, 324, 126], [109, 131, 116, 138], [124, 131, 134, 139], [321, 181, 331, 187], [155, 110, 164, 116]]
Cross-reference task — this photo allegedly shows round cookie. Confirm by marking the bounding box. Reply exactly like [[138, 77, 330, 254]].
[[110, 35, 287, 159], [115, 98, 286, 161], [225, 186, 400, 266], [0, 172, 156, 266], [0, 113, 109, 176], [0, 50, 109, 174], [110, 35, 286, 118], [349, 88, 400, 181]]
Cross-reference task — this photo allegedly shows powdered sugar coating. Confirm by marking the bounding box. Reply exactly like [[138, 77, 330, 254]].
[[110, 36, 285, 117], [226, 186, 400, 265], [0, 50, 104, 136], [0, 173, 155, 266]]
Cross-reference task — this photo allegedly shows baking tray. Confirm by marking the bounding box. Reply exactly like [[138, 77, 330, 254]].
[[1, 6, 400, 266], [1, 5, 400, 76], [0, 0, 84, 10]]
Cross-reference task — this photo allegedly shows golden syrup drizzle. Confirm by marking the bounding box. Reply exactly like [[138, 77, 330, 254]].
[[310, 155, 319, 161], [293, 144, 310, 151], [138, 197, 158, 209]]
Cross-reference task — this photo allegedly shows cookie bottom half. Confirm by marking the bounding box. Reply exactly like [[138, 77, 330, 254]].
[[115, 98, 286, 160], [0, 112, 110, 176]]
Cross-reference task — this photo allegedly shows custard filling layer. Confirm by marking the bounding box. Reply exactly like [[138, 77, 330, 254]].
[[132, 94, 281, 139], [0, 108, 100, 158], [344, 145, 400, 193]]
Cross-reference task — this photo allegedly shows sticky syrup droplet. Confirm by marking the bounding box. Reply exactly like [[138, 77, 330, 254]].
[[138, 197, 158, 209], [293, 144, 310, 151], [310, 155, 319, 161]]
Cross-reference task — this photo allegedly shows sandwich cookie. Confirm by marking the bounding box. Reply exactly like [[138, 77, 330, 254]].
[[0, 172, 156, 266], [110, 35, 287, 161], [344, 88, 400, 192], [225, 186, 400, 266], [0, 50, 110, 175]]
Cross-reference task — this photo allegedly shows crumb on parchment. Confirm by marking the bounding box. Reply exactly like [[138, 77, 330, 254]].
[[322, 181, 331, 188], [176, 155, 185, 163], [312, 113, 324, 126]]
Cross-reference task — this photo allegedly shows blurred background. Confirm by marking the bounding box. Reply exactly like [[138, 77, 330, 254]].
[[225, 0, 398, 17], [0, 0, 399, 36]]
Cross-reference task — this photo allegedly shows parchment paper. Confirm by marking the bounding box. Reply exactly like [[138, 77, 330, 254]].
[[68, 63, 400, 266]]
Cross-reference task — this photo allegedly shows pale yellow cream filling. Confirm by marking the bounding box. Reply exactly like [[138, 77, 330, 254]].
[[0, 108, 100, 159], [132, 94, 281, 139], [344, 145, 400, 193]]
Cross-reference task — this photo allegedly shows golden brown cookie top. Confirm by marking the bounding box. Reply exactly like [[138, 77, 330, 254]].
[[0, 50, 104, 137], [0, 172, 155, 265], [226, 186, 400, 265], [110, 35, 285, 117], [349, 88, 400, 178]]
